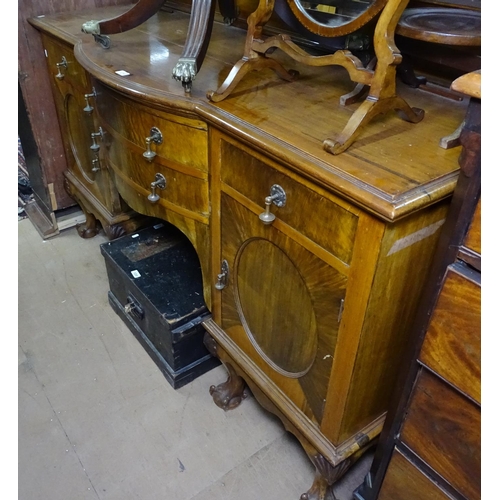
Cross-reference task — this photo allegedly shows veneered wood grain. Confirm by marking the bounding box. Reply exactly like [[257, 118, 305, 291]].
[[21, 1, 133, 211], [32, 9, 466, 221], [420, 264, 481, 403], [379, 448, 453, 500], [400, 368, 481, 500], [96, 81, 208, 171], [105, 137, 210, 221], [104, 161, 213, 307], [319, 211, 385, 444], [463, 197, 480, 255], [219, 192, 348, 425], [337, 199, 450, 442], [219, 137, 359, 267], [41, 32, 126, 218]]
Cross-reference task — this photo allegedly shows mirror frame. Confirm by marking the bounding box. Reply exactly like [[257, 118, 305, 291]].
[[286, 0, 388, 37]]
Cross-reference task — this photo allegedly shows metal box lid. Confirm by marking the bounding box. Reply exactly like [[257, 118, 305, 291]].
[[100, 222, 208, 329]]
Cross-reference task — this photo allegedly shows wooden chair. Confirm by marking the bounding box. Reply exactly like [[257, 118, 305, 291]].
[[394, 0, 481, 148]]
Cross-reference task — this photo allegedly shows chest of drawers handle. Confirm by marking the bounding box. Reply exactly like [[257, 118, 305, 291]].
[[143, 126, 163, 161], [83, 87, 97, 114], [55, 56, 67, 80], [90, 127, 104, 152], [148, 173, 167, 203], [259, 184, 287, 225]]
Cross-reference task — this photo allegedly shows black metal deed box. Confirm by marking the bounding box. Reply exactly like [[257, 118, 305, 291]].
[[100, 222, 218, 389]]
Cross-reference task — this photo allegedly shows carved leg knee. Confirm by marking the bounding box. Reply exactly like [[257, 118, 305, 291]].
[[76, 210, 99, 238], [203, 332, 249, 411], [209, 361, 249, 411]]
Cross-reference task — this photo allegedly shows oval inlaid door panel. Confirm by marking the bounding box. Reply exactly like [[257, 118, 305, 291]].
[[219, 192, 349, 423], [235, 238, 318, 377]]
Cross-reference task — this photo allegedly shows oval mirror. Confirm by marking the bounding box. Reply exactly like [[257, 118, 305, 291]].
[[286, 0, 388, 37]]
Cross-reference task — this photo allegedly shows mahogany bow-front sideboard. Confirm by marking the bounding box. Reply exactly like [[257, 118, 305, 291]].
[[29, 5, 468, 499]]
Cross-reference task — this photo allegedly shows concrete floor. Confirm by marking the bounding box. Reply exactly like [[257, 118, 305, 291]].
[[18, 216, 373, 500]]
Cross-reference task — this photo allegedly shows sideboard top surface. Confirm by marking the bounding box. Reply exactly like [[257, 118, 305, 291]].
[[29, 5, 468, 221]]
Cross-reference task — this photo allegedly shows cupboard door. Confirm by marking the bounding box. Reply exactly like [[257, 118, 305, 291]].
[[219, 193, 347, 425]]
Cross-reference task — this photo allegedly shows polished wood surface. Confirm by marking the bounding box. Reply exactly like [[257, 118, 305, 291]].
[[420, 263, 480, 403], [81, 0, 166, 35], [400, 369, 480, 500], [378, 449, 452, 500], [19, 0, 133, 214], [464, 197, 480, 254], [30, 8, 466, 220], [451, 69, 481, 98], [396, 7, 481, 45], [37, 30, 145, 239]]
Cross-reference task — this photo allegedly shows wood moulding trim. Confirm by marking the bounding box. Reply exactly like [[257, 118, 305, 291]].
[[202, 317, 385, 465], [64, 169, 133, 224], [195, 104, 459, 223]]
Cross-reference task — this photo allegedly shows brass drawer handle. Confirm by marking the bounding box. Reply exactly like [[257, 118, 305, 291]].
[[143, 127, 163, 162], [148, 173, 167, 203], [90, 127, 104, 152], [259, 184, 286, 225], [83, 87, 97, 114], [55, 56, 67, 80], [215, 260, 229, 290]]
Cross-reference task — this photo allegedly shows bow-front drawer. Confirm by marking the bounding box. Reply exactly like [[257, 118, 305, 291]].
[[42, 34, 89, 91], [105, 137, 209, 224], [95, 83, 208, 172]]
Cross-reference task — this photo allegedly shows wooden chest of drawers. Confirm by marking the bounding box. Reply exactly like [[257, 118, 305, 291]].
[[356, 72, 481, 500]]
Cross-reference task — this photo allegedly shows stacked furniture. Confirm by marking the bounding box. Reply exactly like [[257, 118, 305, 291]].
[[354, 70, 481, 500]]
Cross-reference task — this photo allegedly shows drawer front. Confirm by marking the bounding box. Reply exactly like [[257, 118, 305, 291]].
[[463, 197, 480, 255], [420, 263, 480, 403], [379, 449, 453, 500], [96, 83, 208, 172], [400, 369, 480, 500], [220, 139, 358, 266], [106, 138, 209, 222], [42, 34, 89, 91]]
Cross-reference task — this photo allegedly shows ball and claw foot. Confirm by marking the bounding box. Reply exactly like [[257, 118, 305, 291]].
[[208, 361, 250, 411], [172, 59, 197, 94]]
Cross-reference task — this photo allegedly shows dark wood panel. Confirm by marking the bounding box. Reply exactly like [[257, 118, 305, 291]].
[[400, 368, 481, 500], [379, 448, 452, 500], [463, 197, 480, 255], [420, 264, 480, 403]]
